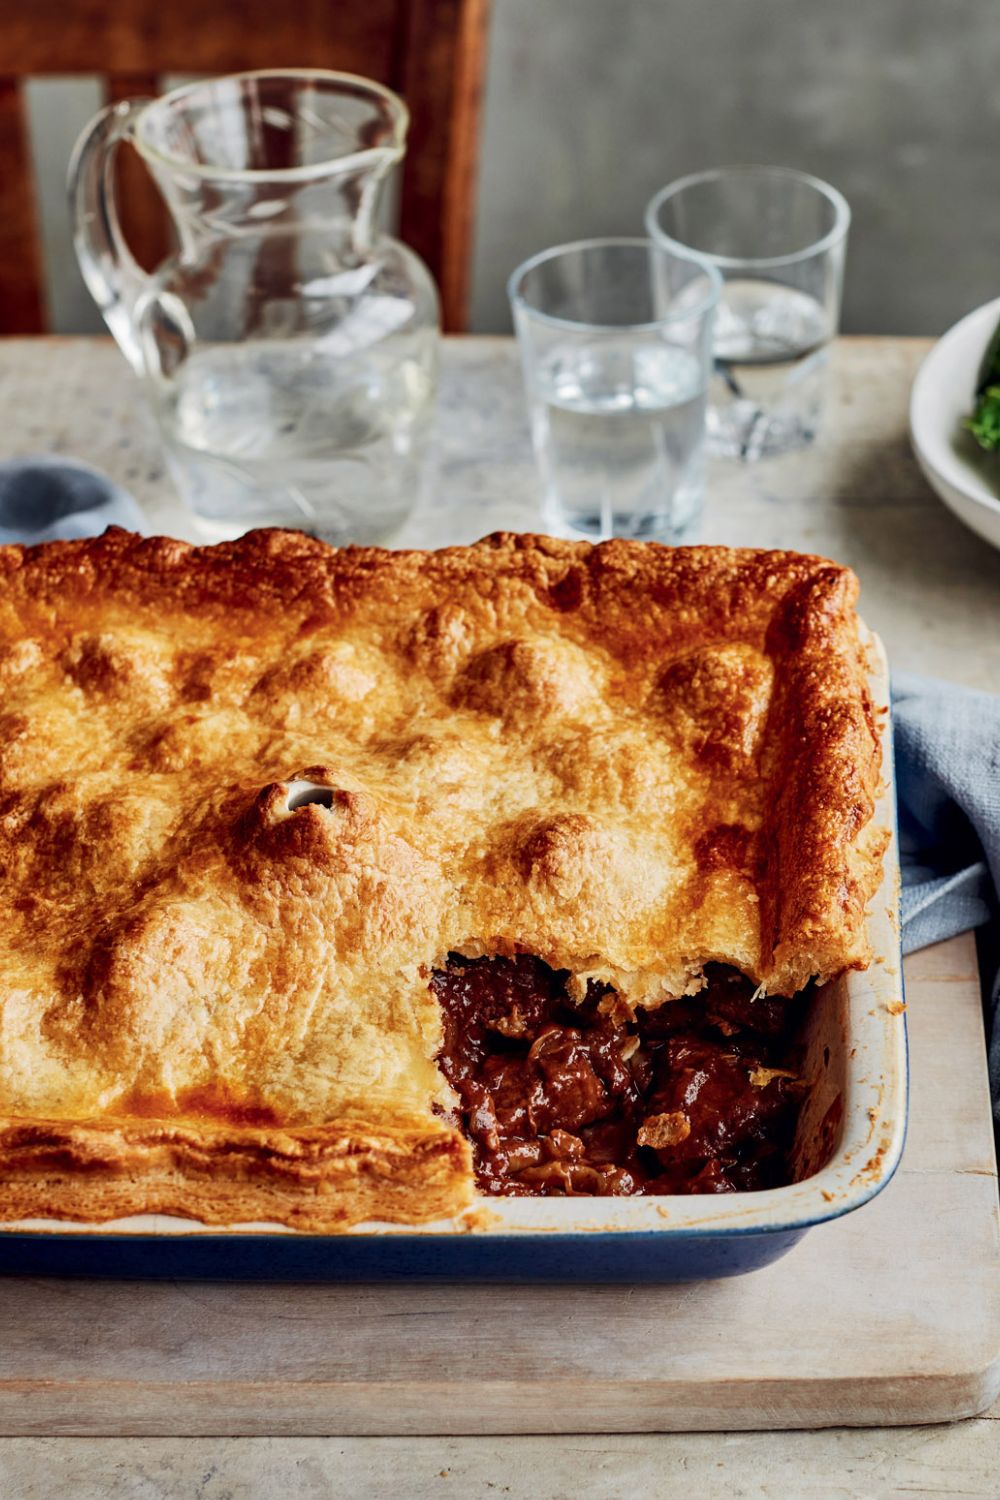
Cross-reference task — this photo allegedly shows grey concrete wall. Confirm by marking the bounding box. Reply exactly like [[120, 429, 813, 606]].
[[30, 2, 1000, 337], [470, 0, 1000, 335]]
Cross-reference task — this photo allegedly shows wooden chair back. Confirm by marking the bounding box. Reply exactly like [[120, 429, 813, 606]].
[[0, 0, 490, 333]]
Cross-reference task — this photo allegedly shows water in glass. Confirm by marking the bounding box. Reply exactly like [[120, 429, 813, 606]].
[[709, 279, 830, 459], [531, 337, 707, 541]]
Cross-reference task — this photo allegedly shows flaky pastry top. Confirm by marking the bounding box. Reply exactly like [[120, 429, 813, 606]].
[[0, 528, 884, 1176]]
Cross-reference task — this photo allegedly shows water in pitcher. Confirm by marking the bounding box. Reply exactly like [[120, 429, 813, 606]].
[[158, 331, 436, 547], [709, 279, 831, 459], [530, 338, 708, 542]]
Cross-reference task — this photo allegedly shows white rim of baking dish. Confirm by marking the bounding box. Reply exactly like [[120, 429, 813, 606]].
[[1, 629, 905, 1243]]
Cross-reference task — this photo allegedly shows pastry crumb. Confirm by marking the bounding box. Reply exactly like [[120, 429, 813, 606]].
[[456, 1207, 503, 1233]]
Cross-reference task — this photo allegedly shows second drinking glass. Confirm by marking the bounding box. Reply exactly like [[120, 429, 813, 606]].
[[645, 166, 850, 461], [508, 238, 720, 543]]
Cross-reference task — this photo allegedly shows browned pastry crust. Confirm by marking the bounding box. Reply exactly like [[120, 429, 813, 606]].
[[0, 528, 885, 1229]]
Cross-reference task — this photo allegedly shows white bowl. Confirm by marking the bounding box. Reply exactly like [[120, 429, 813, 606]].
[[910, 296, 1000, 553]]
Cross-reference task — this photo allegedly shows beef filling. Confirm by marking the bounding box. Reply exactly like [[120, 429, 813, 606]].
[[432, 954, 806, 1196]]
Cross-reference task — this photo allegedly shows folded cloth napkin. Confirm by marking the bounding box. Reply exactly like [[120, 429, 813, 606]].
[[893, 672, 1000, 1112], [1, 459, 999, 1098], [0, 455, 147, 545]]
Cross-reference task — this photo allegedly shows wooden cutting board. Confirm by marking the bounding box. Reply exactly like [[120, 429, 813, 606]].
[[0, 933, 997, 1436]]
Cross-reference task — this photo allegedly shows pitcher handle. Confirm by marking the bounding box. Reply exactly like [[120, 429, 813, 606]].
[[68, 98, 155, 375]]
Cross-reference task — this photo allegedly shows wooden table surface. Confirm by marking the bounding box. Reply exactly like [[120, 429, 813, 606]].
[[1, 334, 999, 1497]]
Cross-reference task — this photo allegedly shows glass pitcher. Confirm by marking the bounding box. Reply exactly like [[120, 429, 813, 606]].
[[69, 70, 440, 545]]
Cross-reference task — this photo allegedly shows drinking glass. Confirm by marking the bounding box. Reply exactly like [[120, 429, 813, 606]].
[[508, 238, 720, 543], [645, 166, 850, 461]]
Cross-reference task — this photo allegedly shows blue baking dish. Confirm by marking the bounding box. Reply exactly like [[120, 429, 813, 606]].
[[0, 636, 906, 1281]]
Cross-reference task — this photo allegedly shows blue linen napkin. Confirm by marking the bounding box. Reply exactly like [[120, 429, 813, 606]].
[[1, 458, 999, 1097], [0, 456, 148, 544], [894, 673, 1000, 953], [893, 672, 1000, 1113]]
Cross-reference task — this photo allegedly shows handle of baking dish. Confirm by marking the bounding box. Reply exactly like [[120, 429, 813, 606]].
[[68, 98, 155, 376]]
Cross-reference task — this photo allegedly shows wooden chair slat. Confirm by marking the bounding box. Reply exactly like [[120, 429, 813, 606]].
[[0, 78, 44, 334], [399, 0, 491, 332], [0, 1, 399, 77]]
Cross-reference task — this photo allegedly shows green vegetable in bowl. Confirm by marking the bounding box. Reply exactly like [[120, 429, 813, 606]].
[[966, 318, 1000, 451]]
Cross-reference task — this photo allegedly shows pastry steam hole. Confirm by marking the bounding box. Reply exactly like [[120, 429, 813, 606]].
[[432, 955, 809, 1197], [286, 782, 336, 812]]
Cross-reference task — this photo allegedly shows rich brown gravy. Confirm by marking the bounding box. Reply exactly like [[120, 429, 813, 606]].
[[432, 954, 805, 1196]]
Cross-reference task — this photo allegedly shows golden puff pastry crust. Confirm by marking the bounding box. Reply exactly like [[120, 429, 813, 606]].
[[0, 528, 885, 1230]]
